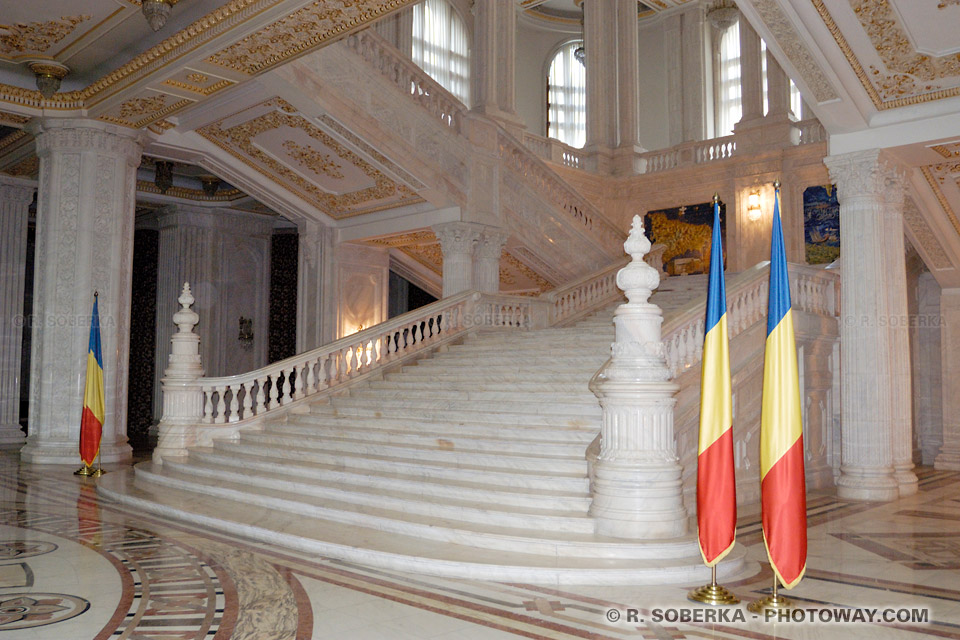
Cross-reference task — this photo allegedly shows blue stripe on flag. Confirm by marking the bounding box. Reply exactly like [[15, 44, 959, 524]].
[[705, 200, 727, 333], [767, 189, 792, 336], [88, 296, 103, 369]]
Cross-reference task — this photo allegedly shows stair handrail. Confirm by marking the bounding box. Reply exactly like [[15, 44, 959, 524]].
[[661, 263, 839, 377], [155, 288, 550, 460], [541, 257, 629, 326]]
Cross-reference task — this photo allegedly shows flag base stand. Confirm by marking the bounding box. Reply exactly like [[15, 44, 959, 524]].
[[747, 577, 793, 613], [688, 566, 740, 605], [74, 456, 105, 478]]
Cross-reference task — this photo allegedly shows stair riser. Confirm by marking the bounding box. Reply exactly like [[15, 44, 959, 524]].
[[278, 416, 597, 442], [330, 396, 600, 416], [325, 405, 598, 427], [213, 441, 590, 490], [165, 461, 593, 532]]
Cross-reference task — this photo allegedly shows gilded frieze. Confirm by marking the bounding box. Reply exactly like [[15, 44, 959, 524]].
[[0, 15, 91, 56], [197, 97, 422, 218], [1, 154, 38, 178], [135, 180, 244, 201], [931, 144, 960, 159], [398, 242, 443, 274], [206, 0, 416, 75], [920, 165, 960, 238], [99, 94, 192, 128], [503, 252, 554, 293], [281, 140, 345, 179]]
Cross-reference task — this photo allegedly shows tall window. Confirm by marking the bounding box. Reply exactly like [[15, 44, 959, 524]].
[[716, 20, 741, 137], [546, 42, 586, 148], [412, 0, 470, 105]]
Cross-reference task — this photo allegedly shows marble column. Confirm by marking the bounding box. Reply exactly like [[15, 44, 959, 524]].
[[589, 216, 686, 538], [0, 176, 33, 449], [297, 220, 336, 351], [738, 18, 764, 123], [471, 0, 519, 127], [936, 288, 960, 470], [912, 272, 942, 466], [433, 222, 480, 297], [825, 150, 914, 500], [21, 119, 141, 465], [680, 3, 709, 143], [473, 227, 508, 294]]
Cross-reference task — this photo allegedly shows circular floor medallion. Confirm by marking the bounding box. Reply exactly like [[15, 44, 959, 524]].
[[0, 593, 89, 629], [0, 540, 57, 561]]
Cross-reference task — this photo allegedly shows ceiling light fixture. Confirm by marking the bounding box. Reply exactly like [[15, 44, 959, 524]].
[[155, 161, 174, 194], [200, 175, 221, 197], [707, 0, 740, 30], [28, 62, 69, 99], [142, 0, 173, 31]]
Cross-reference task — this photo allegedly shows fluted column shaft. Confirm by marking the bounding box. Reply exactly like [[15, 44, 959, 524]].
[[473, 228, 508, 294], [936, 289, 960, 470], [825, 149, 914, 500], [738, 18, 764, 122], [21, 119, 141, 465], [297, 220, 336, 351], [433, 222, 480, 297], [471, 0, 517, 120], [0, 176, 34, 448]]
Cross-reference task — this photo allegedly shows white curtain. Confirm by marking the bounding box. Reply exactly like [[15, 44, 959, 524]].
[[547, 42, 586, 149], [716, 20, 742, 137], [412, 0, 470, 106]]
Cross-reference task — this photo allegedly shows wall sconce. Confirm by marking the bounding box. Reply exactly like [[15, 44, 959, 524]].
[[238, 317, 253, 350], [747, 190, 762, 222]]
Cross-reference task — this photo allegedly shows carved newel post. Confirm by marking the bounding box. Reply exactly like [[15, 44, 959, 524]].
[[589, 216, 687, 538], [154, 283, 205, 464]]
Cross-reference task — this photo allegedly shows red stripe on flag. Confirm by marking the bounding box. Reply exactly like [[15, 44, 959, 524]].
[[79, 406, 102, 467], [697, 428, 737, 565], [761, 437, 807, 588]]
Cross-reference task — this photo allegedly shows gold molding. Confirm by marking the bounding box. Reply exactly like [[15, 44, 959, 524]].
[[1, 154, 39, 178], [0, 16, 91, 56], [0, 129, 28, 153], [136, 179, 245, 201], [930, 144, 960, 159], [161, 78, 233, 96], [920, 165, 960, 238], [811, 0, 960, 110], [0, 112, 30, 126], [197, 97, 423, 219], [99, 95, 192, 129]]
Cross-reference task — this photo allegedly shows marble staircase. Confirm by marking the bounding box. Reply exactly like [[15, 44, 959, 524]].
[[101, 284, 751, 585]]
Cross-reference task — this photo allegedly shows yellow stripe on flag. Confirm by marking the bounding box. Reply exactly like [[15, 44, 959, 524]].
[[759, 309, 803, 480], [84, 350, 105, 425], [699, 314, 732, 452]]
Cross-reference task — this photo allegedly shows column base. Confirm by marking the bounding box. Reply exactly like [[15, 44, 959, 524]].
[[0, 423, 25, 450], [21, 436, 132, 466], [934, 449, 960, 471], [589, 458, 688, 539], [836, 465, 900, 501], [894, 463, 919, 497]]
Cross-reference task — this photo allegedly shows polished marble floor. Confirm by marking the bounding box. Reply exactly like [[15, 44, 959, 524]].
[[1, 452, 958, 639]]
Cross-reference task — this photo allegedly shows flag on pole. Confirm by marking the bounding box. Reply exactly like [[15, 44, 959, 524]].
[[760, 185, 807, 589], [79, 293, 105, 467], [696, 198, 736, 567]]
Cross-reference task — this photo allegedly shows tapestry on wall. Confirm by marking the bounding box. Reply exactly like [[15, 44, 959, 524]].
[[803, 185, 840, 264], [644, 201, 726, 276]]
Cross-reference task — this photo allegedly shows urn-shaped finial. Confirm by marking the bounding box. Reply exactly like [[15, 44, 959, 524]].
[[173, 282, 199, 334], [616, 215, 660, 304]]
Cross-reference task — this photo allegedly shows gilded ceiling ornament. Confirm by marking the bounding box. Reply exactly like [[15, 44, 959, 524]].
[[920, 166, 960, 238], [938, 0, 960, 8], [930, 144, 960, 158], [1, 155, 38, 178], [197, 97, 421, 218], [281, 139, 345, 180], [186, 73, 208, 83], [0, 15, 90, 55], [367, 231, 437, 247], [399, 243, 443, 274], [503, 252, 554, 292], [118, 94, 168, 119]]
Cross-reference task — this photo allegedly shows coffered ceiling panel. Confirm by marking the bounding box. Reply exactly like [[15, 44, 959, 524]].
[[197, 97, 424, 219]]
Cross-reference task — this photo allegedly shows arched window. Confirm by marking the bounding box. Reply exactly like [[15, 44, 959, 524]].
[[716, 19, 741, 137], [412, 0, 470, 105], [546, 42, 586, 148]]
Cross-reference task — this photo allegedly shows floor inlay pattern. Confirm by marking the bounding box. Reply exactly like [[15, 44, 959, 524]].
[[1, 453, 959, 638]]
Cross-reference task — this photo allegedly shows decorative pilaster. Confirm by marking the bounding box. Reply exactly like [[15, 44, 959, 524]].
[[589, 216, 685, 539], [21, 119, 140, 465], [0, 176, 34, 449], [737, 18, 763, 123], [433, 222, 481, 297], [471, 0, 520, 127], [825, 150, 914, 500], [473, 227, 508, 294], [297, 220, 336, 351], [936, 288, 960, 470], [154, 283, 204, 463]]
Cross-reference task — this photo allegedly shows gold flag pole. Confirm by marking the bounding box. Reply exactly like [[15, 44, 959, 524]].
[[747, 574, 793, 613], [688, 565, 740, 605]]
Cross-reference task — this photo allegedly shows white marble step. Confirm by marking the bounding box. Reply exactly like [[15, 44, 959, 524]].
[[324, 404, 598, 428], [236, 432, 588, 473], [188, 448, 591, 509], [385, 371, 591, 383], [349, 387, 597, 405], [163, 459, 593, 532], [212, 440, 590, 491], [445, 340, 610, 352], [280, 415, 597, 443], [263, 423, 590, 455], [367, 379, 589, 393], [329, 395, 600, 417], [403, 361, 602, 375], [100, 469, 748, 585], [421, 354, 608, 367]]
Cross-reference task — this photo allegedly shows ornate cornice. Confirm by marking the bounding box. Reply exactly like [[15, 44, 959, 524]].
[[811, 0, 960, 109], [920, 165, 960, 238], [903, 197, 952, 270], [0, 16, 91, 56], [136, 179, 245, 201]]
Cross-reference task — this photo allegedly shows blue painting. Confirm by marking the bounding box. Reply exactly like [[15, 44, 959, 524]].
[[803, 185, 840, 264], [644, 201, 726, 276]]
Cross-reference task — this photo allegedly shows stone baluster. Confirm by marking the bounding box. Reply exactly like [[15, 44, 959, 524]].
[[154, 283, 205, 463], [589, 216, 686, 538]]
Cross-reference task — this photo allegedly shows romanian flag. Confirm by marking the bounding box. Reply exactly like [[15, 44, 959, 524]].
[[760, 187, 807, 589], [696, 199, 736, 566], [79, 294, 105, 467]]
